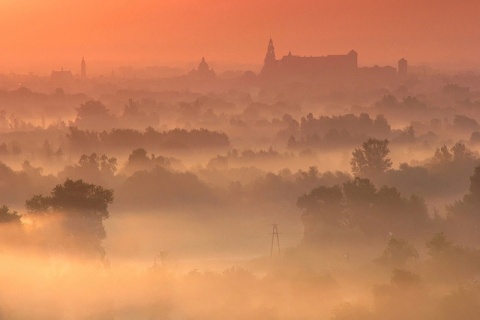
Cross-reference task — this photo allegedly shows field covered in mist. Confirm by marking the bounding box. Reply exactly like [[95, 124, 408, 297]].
[[1, 59, 480, 319]]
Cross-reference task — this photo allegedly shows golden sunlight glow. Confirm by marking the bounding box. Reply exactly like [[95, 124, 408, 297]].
[[0, 0, 479, 73]]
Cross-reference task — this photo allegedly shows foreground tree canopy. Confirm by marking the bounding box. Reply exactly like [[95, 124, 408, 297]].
[[26, 179, 114, 258]]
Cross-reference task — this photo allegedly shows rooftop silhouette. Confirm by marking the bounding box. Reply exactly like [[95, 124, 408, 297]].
[[260, 39, 407, 83], [189, 57, 216, 79]]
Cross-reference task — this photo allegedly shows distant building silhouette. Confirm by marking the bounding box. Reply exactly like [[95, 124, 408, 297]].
[[81, 57, 86, 79], [261, 39, 406, 85], [261, 38, 357, 78], [262, 38, 277, 74], [50, 68, 74, 84], [358, 65, 397, 82], [189, 57, 216, 79], [398, 58, 408, 78]]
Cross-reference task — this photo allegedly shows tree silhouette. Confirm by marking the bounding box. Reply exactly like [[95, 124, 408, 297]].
[[426, 232, 480, 282], [432, 145, 453, 164], [26, 179, 114, 258], [445, 164, 480, 243], [298, 177, 429, 241], [376, 237, 419, 269], [78, 153, 117, 173], [351, 138, 392, 177], [0, 205, 21, 224], [431, 142, 476, 166], [467, 165, 480, 201], [297, 185, 345, 227], [74, 100, 117, 129], [426, 232, 451, 258]]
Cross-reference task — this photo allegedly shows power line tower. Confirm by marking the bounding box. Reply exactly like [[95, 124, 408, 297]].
[[270, 223, 281, 258], [153, 251, 168, 269]]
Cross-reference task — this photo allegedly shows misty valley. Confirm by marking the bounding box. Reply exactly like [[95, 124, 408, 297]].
[[1, 43, 480, 319]]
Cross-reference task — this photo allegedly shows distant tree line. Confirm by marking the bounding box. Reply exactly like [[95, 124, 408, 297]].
[[297, 177, 430, 241], [288, 113, 391, 150], [67, 126, 230, 153]]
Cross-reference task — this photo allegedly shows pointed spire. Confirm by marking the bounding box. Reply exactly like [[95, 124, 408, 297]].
[[265, 38, 276, 64], [81, 57, 86, 79]]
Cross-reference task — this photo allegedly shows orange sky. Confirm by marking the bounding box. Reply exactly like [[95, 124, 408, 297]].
[[1, 0, 479, 74]]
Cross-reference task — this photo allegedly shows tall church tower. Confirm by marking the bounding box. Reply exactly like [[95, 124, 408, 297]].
[[261, 38, 277, 76], [264, 38, 276, 64], [81, 57, 86, 79]]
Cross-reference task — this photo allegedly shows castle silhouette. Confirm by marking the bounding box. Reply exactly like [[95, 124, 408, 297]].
[[261, 39, 407, 83]]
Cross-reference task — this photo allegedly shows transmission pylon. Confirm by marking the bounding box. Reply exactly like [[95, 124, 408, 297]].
[[270, 223, 281, 258], [154, 251, 168, 268]]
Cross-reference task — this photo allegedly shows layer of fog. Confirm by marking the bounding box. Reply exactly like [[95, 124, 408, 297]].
[[0, 65, 480, 319]]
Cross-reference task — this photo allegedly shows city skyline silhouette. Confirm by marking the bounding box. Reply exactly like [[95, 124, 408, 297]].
[[0, 0, 479, 74]]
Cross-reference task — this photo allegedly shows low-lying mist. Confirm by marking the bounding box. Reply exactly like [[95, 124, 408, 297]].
[[1, 59, 480, 319]]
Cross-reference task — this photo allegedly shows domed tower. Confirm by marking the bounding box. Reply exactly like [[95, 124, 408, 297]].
[[198, 57, 210, 74], [189, 57, 215, 79]]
